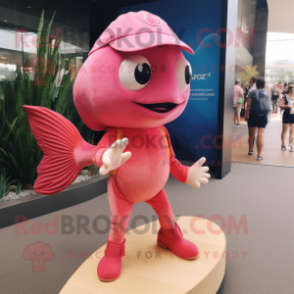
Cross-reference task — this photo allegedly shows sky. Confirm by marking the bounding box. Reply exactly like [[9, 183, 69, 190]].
[[266, 32, 294, 64]]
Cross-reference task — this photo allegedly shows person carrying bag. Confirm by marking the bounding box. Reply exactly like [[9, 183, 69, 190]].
[[245, 77, 270, 161], [233, 78, 244, 125]]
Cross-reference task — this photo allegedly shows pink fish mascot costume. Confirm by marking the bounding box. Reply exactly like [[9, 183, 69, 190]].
[[24, 11, 210, 281]]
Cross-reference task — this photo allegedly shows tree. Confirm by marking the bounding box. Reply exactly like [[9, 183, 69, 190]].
[[238, 65, 259, 85], [266, 68, 294, 85]]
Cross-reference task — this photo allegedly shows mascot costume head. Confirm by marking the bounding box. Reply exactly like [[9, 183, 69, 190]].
[[24, 11, 210, 282]]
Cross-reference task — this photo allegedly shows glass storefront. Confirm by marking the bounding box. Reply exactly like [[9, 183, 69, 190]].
[[0, 0, 90, 199], [0, 1, 90, 82], [235, 0, 257, 81], [265, 32, 294, 87]]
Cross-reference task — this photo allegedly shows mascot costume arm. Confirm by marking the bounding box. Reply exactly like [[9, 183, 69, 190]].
[[92, 129, 131, 175], [161, 126, 210, 188]]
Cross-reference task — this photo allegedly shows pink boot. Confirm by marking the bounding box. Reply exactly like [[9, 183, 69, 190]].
[[157, 223, 199, 259], [97, 238, 125, 281]]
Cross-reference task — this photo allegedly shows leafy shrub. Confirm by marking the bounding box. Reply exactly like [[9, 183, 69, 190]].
[[0, 169, 16, 201], [0, 10, 83, 186]]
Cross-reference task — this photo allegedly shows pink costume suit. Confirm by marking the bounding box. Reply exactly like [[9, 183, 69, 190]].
[[93, 127, 189, 243], [24, 11, 209, 282]]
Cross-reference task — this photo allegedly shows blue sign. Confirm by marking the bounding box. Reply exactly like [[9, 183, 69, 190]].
[[119, 0, 222, 164]]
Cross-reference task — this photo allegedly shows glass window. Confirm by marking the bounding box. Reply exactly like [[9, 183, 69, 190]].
[[266, 32, 294, 87], [0, 0, 90, 201]]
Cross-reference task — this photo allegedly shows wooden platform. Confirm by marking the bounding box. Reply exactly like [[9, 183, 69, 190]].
[[60, 216, 226, 294], [232, 114, 294, 166]]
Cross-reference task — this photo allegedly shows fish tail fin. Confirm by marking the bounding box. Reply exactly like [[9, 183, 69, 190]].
[[23, 106, 95, 195]]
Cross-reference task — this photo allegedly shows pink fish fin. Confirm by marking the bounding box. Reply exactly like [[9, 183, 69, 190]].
[[23, 106, 95, 195]]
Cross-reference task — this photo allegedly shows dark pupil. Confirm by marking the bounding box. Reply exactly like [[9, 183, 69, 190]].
[[185, 65, 192, 84], [135, 63, 151, 85]]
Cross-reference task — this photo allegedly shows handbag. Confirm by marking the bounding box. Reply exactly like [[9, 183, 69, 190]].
[[237, 97, 243, 104]]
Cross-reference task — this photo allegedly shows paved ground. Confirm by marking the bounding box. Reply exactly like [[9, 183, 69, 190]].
[[1, 163, 293, 294]]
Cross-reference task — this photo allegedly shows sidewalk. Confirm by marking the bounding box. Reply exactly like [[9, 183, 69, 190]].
[[232, 113, 294, 166]]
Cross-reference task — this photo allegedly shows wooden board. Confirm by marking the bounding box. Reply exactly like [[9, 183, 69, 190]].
[[60, 216, 226, 294]]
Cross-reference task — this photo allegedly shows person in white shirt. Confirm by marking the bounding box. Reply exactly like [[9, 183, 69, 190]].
[[271, 83, 282, 113], [279, 82, 294, 152], [247, 76, 257, 96]]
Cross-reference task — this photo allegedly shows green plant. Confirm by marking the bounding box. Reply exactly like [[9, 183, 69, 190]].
[[88, 165, 99, 176], [0, 10, 83, 186], [9, 185, 17, 192], [265, 61, 294, 85], [0, 169, 16, 201], [238, 65, 260, 85], [0, 89, 17, 172], [16, 182, 23, 195]]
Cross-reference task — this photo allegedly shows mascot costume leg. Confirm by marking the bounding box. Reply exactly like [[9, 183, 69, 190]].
[[24, 11, 210, 282]]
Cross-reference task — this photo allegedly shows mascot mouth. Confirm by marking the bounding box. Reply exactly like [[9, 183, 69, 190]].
[[133, 102, 178, 113]]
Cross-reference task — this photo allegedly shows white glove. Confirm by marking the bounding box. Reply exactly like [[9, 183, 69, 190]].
[[186, 157, 211, 188], [99, 138, 132, 176]]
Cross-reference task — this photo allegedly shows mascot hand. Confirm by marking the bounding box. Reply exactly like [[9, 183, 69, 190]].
[[99, 138, 132, 175], [186, 157, 210, 188]]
